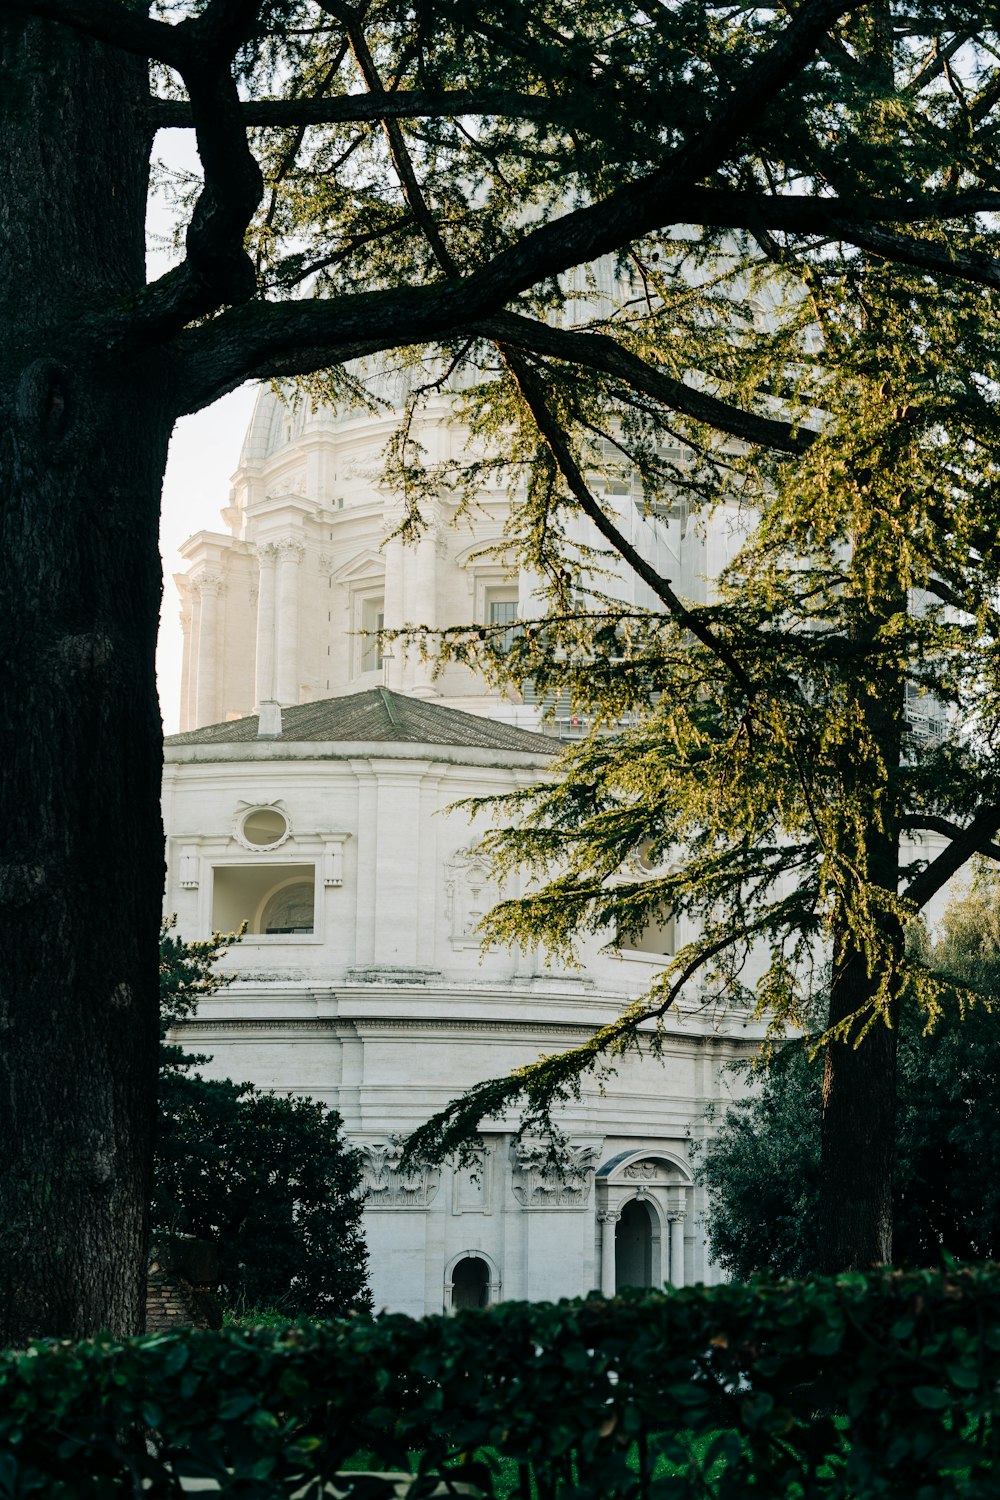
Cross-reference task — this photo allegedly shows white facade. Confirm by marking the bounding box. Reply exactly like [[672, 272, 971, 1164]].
[[165, 386, 764, 1315]]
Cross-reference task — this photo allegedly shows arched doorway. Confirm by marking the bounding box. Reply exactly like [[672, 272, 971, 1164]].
[[451, 1255, 491, 1310], [615, 1198, 656, 1291]]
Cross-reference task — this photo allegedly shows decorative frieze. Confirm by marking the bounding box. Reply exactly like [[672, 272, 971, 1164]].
[[510, 1137, 598, 1209], [360, 1136, 440, 1210]]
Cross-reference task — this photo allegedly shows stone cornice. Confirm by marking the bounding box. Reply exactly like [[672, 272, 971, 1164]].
[[349, 1017, 602, 1036]]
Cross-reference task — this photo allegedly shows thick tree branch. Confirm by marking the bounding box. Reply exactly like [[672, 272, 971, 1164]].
[[128, 5, 265, 338], [472, 312, 817, 454], [823, 222, 1000, 289], [686, 185, 1000, 234], [900, 815, 1000, 864], [183, 0, 263, 61], [179, 60, 262, 309], [122, 0, 861, 361], [170, 168, 1000, 412], [903, 807, 1000, 910], [0, 0, 185, 63]]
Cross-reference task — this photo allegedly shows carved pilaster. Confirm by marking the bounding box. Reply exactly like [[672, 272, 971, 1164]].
[[274, 538, 305, 704], [598, 1208, 620, 1296]]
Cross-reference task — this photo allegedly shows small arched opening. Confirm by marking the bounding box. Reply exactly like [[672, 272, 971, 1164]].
[[451, 1255, 491, 1310], [615, 1198, 658, 1291]]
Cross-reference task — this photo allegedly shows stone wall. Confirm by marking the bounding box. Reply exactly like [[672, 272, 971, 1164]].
[[145, 1238, 222, 1333]]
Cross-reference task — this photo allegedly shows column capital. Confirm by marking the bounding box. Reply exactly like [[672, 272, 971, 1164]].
[[275, 537, 306, 562], [597, 1209, 621, 1225], [192, 569, 224, 596]]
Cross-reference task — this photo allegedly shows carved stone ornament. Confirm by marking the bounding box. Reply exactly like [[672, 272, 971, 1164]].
[[278, 469, 307, 495], [192, 570, 225, 595], [510, 1138, 598, 1209], [275, 537, 306, 562], [444, 848, 501, 948], [231, 800, 290, 851], [359, 1136, 440, 1210]]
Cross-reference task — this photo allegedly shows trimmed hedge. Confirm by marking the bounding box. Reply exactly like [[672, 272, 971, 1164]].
[[2, 1266, 1000, 1498]]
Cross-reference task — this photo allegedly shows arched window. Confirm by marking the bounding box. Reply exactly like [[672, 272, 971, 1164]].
[[451, 1255, 491, 1310]]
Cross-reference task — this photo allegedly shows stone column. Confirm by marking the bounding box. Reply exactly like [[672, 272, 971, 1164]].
[[411, 525, 437, 696], [254, 543, 277, 709], [186, 586, 201, 732], [177, 588, 193, 733], [194, 572, 223, 728], [599, 1209, 619, 1297], [274, 538, 304, 706], [668, 1213, 686, 1289], [381, 531, 405, 691]]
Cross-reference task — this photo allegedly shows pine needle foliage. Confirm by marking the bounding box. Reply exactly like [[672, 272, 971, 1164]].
[[150, 0, 1000, 1265], [326, 12, 1000, 1265]]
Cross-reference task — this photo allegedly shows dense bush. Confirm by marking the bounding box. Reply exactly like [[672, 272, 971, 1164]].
[[3, 1266, 1000, 1498], [699, 873, 1000, 1277], [156, 923, 370, 1317]]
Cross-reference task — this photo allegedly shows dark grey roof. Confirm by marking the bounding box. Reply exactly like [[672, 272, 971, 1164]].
[[165, 688, 559, 755]]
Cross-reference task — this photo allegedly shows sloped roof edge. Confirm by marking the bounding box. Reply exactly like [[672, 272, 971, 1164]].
[[165, 687, 560, 756]]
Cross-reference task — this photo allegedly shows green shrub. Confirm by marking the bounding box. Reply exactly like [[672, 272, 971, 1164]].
[[156, 923, 371, 1319], [3, 1266, 1000, 1498]]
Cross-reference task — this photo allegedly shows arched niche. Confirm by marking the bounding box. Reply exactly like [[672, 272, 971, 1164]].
[[615, 1197, 660, 1292], [443, 1249, 502, 1312], [596, 1149, 693, 1296]]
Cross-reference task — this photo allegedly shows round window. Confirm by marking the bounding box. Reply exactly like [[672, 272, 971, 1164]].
[[242, 808, 288, 848]]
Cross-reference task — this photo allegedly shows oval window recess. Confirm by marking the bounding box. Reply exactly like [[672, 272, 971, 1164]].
[[242, 808, 289, 848]]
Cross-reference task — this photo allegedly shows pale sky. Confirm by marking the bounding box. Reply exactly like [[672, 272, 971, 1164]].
[[156, 387, 257, 735], [151, 128, 258, 735]]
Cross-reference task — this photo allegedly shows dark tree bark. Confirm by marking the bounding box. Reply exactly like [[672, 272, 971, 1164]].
[[819, 934, 901, 1270], [817, 582, 906, 1273], [0, 18, 171, 1342]]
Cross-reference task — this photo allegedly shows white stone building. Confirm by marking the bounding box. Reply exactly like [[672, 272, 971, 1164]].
[[164, 386, 763, 1315]]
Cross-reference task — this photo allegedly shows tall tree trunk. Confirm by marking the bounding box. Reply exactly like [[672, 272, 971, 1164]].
[[0, 19, 170, 1340], [817, 583, 906, 1273], [818, 928, 901, 1271]]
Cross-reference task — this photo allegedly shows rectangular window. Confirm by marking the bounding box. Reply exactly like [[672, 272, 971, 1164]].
[[213, 864, 316, 936], [359, 594, 385, 674], [485, 588, 518, 654], [619, 910, 676, 958]]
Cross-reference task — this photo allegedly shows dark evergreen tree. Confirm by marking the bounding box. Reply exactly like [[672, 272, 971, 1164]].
[[698, 871, 1000, 1276], [4, 0, 1000, 1336], [156, 924, 371, 1319]]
